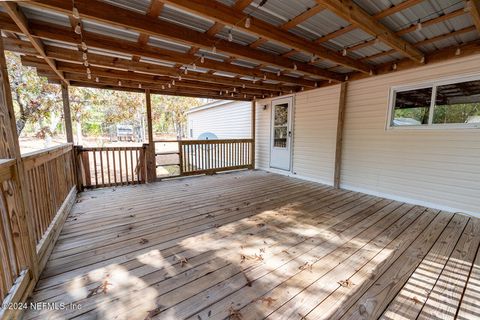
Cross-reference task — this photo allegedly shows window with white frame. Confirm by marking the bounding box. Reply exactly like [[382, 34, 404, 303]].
[[389, 77, 480, 128]]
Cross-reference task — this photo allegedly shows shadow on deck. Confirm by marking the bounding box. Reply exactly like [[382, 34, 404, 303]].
[[24, 170, 480, 320]]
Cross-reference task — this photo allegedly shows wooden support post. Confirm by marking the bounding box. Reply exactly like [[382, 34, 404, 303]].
[[145, 89, 156, 182], [250, 100, 256, 169], [0, 36, 38, 289], [61, 84, 74, 143], [333, 82, 347, 189]]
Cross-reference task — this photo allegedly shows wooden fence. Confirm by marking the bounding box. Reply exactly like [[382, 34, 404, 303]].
[[155, 139, 254, 178], [75, 146, 147, 189]]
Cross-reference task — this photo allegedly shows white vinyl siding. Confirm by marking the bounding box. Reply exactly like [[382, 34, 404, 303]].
[[254, 87, 340, 185], [292, 86, 340, 185], [187, 101, 251, 139], [254, 100, 271, 170], [341, 54, 480, 216], [254, 54, 480, 216]]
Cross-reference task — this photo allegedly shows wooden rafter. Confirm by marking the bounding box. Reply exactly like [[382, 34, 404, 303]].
[[373, 0, 424, 20], [1, 2, 68, 85], [29, 0, 343, 81], [133, 0, 164, 62], [281, 4, 325, 30], [348, 8, 468, 54], [5, 39, 298, 93], [315, 0, 424, 63], [361, 25, 477, 62], [0, 14, 317, 87], [467, 0, 480, 34], [155, 0, 371, 73], [350, 39, 480, 81]]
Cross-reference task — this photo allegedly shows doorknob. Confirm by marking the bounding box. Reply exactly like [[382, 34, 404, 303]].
[[288, 131, 292, 137]]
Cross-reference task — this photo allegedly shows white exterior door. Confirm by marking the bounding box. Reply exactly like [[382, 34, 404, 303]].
[[270, 97, 293, 171]]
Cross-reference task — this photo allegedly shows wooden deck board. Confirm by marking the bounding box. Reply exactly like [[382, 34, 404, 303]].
[[23, 170, 480, 320]]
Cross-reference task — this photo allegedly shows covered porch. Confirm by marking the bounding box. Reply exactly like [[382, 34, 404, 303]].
[[0, 0, 479, 319], [24, 171, 480, 320]]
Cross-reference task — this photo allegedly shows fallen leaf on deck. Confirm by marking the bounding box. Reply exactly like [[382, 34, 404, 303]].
[[282, 249, 290, 254], [139, 238, 149, 245], [259, 248, 265, 253], [338, 279, 355, 288], [257, 223, 266, 228], [228, 307, 243, 320], [240, 253, 264, 263], [411, 296, 422, 304], [299, 261, 313, 271], [179, 257, 188, 267], [87, 280, 112, 298], [144, 305, 163, 320], [255, 297, 277, 307]]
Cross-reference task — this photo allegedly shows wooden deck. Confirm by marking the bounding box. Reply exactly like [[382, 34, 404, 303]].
[[24, 170, 480, 320]]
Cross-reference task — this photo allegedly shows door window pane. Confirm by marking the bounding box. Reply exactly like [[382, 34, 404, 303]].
[[433, 80, 480, 124], [274, 104, 288, 126], [274, 127, 287, 148], [392, 87, 432, 126]]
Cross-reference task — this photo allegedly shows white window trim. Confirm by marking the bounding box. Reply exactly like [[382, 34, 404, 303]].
[[386, 73, 480, 130]]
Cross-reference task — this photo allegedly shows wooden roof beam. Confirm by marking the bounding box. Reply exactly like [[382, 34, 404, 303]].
[[466, 0, 480, 34], [69, 79, 256, 100], [348, 8, 468, 54], [24, 57, 274, 98], [315, 0, 424, 63], [373, 0, 424, 20], [361, 26, 477, 61], [6, 39, 295, 92], [159, 0, 370, 73], [0, 14, 314, 87], [1, 2, 68, 85], [30, 0, 344, 81], [133, 0, 164, 62], [281, 4, 325, 30]]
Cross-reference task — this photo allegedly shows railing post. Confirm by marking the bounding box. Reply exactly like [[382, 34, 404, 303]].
[[145, 89, 156, 182], [141, 143, 148, 183], [178, 140, 184, 176], [0, 37, 38, 284], [61, 84, 74, 143]]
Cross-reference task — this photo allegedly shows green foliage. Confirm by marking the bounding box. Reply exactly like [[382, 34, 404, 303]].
[[432, 103, 480, 124]]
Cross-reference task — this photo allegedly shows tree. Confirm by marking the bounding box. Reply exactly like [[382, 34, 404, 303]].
[[5, 51, 62, 136], [151, 95, 202, 138]]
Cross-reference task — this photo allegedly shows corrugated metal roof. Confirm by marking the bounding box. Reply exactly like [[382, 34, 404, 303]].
[[256, 41, 292, 55], [231, 59, 259, 68], [140, 57, 177, 68], [99, 0, 150, 15], [216, 27, 259, 46], [148, 36, 191, 53], [6, 0, 480, 90], [246, 0, 317, 24], [160, 5, 215, 33], [82, 19, 140, 42], [19, 3, 71, 27]]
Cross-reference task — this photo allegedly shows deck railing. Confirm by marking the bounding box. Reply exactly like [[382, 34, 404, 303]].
[[22, 144, 76, 244], [0, 159, 32, 305], [0, 143, 78, 316], [75, 146, 147, 189], [21, 144, 77, 270], [154, 139, 254, 178]]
